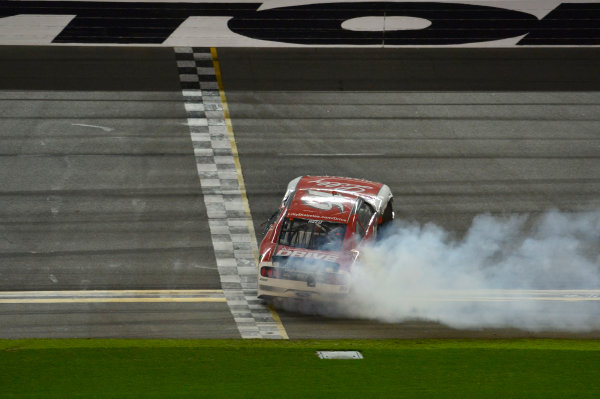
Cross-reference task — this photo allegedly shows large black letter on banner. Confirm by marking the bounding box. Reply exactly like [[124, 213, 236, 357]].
[[227, 1, 538, 45], [519, 3, 600, 45], [0, 1, 262, 44]]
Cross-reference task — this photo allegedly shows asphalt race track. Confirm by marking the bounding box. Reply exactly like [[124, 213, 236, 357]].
[[218, 48, 600, 338], [0, 46, 239, 338], [1, 46, 600, 338]]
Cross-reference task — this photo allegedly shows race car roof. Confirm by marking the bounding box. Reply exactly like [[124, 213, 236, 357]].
[[296, 176, 384, 197], [285, 176, 385, 223]]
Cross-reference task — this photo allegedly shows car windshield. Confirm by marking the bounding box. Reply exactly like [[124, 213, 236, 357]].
[[278, 218, 346, 252]]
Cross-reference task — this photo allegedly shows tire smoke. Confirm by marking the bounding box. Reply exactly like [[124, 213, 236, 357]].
[[343, 210, 600, 332]]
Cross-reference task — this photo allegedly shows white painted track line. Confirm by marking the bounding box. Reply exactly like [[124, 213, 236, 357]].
[[4, 289, 594, 304], [398, 290, 600, 302], [0, 290, 226, 304]]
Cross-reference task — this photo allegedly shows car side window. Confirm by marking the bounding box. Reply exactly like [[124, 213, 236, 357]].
[[356, 201, 375, 239]]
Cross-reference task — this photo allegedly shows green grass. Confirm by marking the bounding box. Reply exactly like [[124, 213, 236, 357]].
[[1, 339, 599, 398]]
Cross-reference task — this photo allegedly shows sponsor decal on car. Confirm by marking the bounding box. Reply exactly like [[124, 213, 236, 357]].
[[307, 178, 374, 193], [276, 248, 339, 262], [301, 189, 347, 212], [287, 211, 348, 223]]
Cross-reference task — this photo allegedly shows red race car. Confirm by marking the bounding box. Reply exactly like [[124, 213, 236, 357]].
[[257, 176, 394, 301]]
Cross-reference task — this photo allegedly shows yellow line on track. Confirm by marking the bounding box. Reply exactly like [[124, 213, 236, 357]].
[[210, 47, 258, 261], [267, 305, 290, 338], [211, 47, 289, 340]]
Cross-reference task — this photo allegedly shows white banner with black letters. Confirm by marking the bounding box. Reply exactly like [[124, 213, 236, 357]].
[[1, 0, 598, 46]]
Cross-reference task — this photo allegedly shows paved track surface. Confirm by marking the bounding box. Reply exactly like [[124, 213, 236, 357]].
[[218, 48, 600, 339], [1, 46, 599, 338], [0, 46, 239, 338]]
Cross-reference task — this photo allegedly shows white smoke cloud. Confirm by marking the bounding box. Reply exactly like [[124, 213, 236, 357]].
[[342, 210, 600, 332]]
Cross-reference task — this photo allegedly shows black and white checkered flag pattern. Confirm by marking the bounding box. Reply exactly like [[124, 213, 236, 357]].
[[174, 47, 286, 339]]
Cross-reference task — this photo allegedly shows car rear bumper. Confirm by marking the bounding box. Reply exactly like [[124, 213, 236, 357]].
[[257, 276, 349, 301]]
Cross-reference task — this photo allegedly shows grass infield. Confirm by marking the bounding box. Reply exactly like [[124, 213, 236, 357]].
[[1, 339, 599, 398]]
